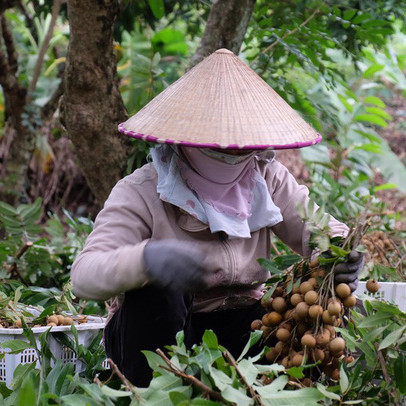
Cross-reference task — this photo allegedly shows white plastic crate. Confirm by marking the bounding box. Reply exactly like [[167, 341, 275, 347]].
[[355, 282, 406, 312], [0, 315, 107, 388]]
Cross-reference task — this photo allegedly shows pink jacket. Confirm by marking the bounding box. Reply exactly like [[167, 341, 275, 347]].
[[71, 159, 348, 317]]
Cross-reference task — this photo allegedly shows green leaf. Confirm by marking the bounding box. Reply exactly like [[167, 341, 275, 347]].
[[373, 183, 397, 192], [354, 114, 387, 127], [1, 339, 33, 354], [329, 244, 349, 258], [141, 350, 169, 373], [357, 313, 394, 328], [100, 386, 132, 399], [339, 366, 349, 393], [237, 330, 262, 361], [170, 391, 190, 405], [286, 366, 304, 379], [353, 143, 383, 154], [16, 374, 36, 406], [236, 359, 259, 386], [316, 383, 341, 400], [365, 107, 391, 120], [378, 326, 406, 350], [363, 63, 384, 78], [148, 0, 165, 19], [363, 96, 385, 108], [221, 385, 252, 406], [343, 9, 357, 20], [202, 330, 218, 349], [60, 394, 100, 406], [394, 356, 406, 393]]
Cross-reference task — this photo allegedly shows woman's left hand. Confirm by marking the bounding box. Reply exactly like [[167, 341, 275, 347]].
[[334, 250, 365, 292]]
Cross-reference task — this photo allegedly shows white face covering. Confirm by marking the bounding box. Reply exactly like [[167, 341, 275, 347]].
[[200, 148, 256, 165], [150, 145, 283, 238]]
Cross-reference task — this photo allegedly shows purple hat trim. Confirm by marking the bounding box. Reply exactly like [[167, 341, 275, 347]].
[[118, 123, 322, 150]]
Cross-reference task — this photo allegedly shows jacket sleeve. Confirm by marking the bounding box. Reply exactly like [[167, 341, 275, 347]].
[[268, 161, 348, 257], [70, 178, 153, 301]]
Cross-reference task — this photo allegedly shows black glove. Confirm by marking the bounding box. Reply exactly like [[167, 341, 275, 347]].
[[334, 250, 365, 291], [143, 239, 208, 292]]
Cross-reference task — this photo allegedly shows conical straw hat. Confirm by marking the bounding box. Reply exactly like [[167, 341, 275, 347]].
[[118, 49, 321, 149]]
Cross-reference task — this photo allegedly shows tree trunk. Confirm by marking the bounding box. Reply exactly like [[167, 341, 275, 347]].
[[60, 0, 130, 206], [0, 14, 33, 205], [189, 0, 256, 69]]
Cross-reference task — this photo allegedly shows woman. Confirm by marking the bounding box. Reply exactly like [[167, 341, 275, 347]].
[[71, 49, 363, 386]]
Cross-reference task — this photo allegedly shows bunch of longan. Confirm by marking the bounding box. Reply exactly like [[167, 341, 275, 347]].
[[251, 258, 360, 382]]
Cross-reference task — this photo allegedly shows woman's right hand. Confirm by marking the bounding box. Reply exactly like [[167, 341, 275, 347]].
[[143, 239, 208, 292]]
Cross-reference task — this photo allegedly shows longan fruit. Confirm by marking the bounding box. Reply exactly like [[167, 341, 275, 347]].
[[317, 269, 326, 278], [343, 294, 357, 308], [331, 369, 340, 380], [14, 319, 22, 328], [281, 322, 292, 331], [267, 311, 283, 326], [325, 324, 336, 337], [308, 304, 323, 319], [272, 297, 287, 313], [296, 302, 309, 319], [327, 301, 341, 316], [301, 378, 313, 387], [47, 315, 59, 325], [345, 355, 355, 364], [272, 287, 284, 297], [265, 348, 278, 362], [47, 322, 57, 327], [276, 328, 291, 342], [313, 348, 325, 362], [56, 315, 65, 325], [251, 319, 263, 331], [296, 322, 309, 336], [307, 277, 318, 288], [316, 329, 331, 346], [366, 279, 380, 293], [304, 290, 318, 305], [62, 317, 74, 325], [291, 354, 304, 367], [275, 341, 287, 354], [336, 283, 351, 299], [284, 309, 294, 320], [322, 310, 336, 325], [309, 258, 320, 269], [329, 337, 346, 354], [299, 281, 313, 295], [290, 293, 303, 307], [301, 334, 316, 348], [281, 356, 290, 368]]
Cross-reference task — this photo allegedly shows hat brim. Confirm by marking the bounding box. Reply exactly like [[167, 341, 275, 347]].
[[118, 123, 322, 150]]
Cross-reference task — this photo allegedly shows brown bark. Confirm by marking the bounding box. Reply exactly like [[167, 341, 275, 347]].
[[0, 0, 20, 14], [188, 0, 256, 69], [0, 14, 32, 205], [60, 0, 130, 206]]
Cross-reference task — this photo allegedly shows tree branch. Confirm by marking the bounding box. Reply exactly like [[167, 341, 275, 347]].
[[223, 350, 265, 406], [107, 358, 141, 401], [188, 0, 256, 69], [1, 12, 17, 74], [0, 0, 20, 14], [28, 0, 63, 96], [156, 348, 228, 403]]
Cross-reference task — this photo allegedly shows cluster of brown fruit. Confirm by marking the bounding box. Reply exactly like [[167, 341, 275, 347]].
[[251, 258, 359, 382], [9, 314, 88, 328], [362, 231, 394, 265]]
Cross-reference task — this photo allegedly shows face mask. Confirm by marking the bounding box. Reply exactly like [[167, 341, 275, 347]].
[[200, 148, 256, 165]]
